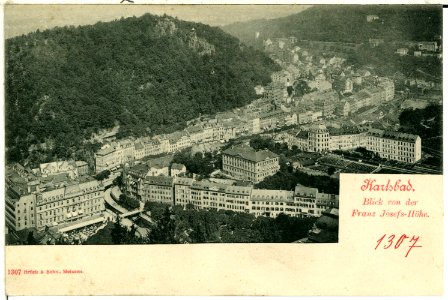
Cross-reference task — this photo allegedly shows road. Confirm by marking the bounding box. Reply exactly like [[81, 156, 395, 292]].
[[104, 187, 128, 214]]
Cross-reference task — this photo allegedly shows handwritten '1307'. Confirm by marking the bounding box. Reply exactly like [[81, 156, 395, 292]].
[[375, 234, 422, 257]]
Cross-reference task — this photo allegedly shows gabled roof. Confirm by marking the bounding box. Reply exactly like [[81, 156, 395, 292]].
[[134, 142, 144, 150], [144, 176, 173, 186], [222, 144, 279, 162]]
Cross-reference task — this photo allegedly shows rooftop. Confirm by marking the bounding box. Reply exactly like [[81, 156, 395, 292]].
[[171, 163, 185, 170], [222, 144, 279, 163], [296, 130, 309, 140], [96, 146, 115, 156], [127, 164, 150, 177], [75, 161, 88, 167], [191, 180, 228, 192], [144, 176, 173, 186], [251, 189, 294, 202], [294, 184, 318, 197], [367, 128, 419, 142], [173, 177, 194, 186], [134, 142, 144, 150], [225, 185, 252, 195]]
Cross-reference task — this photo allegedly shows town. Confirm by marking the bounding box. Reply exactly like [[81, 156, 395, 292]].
[[5, 11, 442, 245]]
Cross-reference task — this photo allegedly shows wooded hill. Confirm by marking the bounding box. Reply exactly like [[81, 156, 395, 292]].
[[6, 13, 280, 165], [223, 5, 442, 48]]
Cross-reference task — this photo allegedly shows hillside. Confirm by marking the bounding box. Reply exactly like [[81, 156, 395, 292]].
[[223, 5, 442, 48], [5, 13, 280, 166]]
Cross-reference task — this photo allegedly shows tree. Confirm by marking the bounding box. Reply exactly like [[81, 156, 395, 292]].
[[113, 174, 123, 187], [149, 207, 177, 244], [26, 231, 38, 245], [119, 194, 140, 210], [95, 170, 111, 181], [6, 13, 280, 166], [327, 166, 336, 176], [111, 215, 127, 244]]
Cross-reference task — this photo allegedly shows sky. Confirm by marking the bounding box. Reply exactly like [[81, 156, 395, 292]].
[[4, 4, 311, 39]]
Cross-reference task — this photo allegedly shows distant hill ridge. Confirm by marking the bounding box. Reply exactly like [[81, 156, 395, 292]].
[[222, 5, 442, 48], [5, 13, 280, 165]]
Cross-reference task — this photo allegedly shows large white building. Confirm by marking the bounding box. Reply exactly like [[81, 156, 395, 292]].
[[125, 175, 339, 218], [222, 144, 280, 183], [95, 121, 238, 173], [284, 124, 421, 163], [172, 179, 337, 218], [366, 129, 422, 163], [6, 164, 105, 232]]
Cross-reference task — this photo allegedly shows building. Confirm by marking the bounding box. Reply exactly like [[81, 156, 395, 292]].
[[94, 146, 119, 172], [294, 184, 339, 217], [396, 48, 409, 56], [38, 160, 79, 179], [315, 98, 335, 117], [307, 79, 332, 92], [302, 90, 339, 106], [344, 78, 354, 93], [147, 161, 170, 177], [123, 163, 151, 201], [95, 140, 136, 172], [173, 180, 338, 218], [369, 38, 384, 47], [347, 90, 372, 112], [308, 123, 330, 152], [329, 127, 366, 150], [366, 129, 422, 163], [185, 125, 205, 144], [170, 163, 186, 177], [336, 101, 351, 117], [6, 164, 105, 231], [377, 77, 395, 101], [366, 15, 379, 22], [250, 189, 295, 218], [222, 144, 280, 183], [286, 124, 420, 162], [297, 111, 313, 125], [141, 176, 174, 203], [166, 131, 192, 152], [418, 41, 438, 52], [143, 140, 162, 158], [76, 161, 89, 176], [126, 172, 339, 219], [134, 142, 146, 160]]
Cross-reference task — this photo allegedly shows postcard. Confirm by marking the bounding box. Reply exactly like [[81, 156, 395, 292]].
[[2, 1, 445, 296]]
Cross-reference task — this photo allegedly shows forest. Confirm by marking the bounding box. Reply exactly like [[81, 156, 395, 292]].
[[223, 5, 442, 47], [5, 13, 280, 167], [398, 104, 442, 140]]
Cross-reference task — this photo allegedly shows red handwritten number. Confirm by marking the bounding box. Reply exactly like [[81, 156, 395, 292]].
[[384, 234, 395, 249], [375, 234, 422, 257], [406, 236, 422, 258], [375, 234, 386, 250], [395, 234, 409, 249]]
